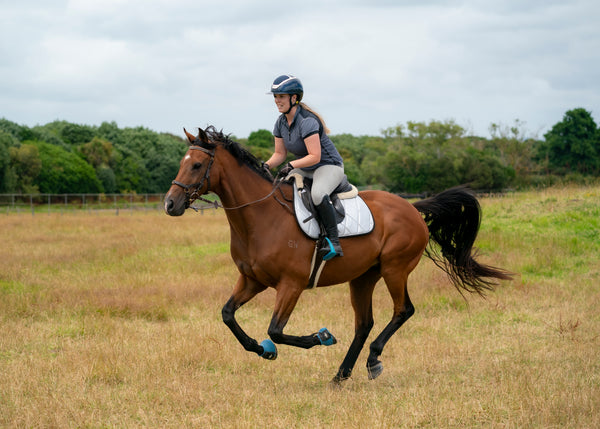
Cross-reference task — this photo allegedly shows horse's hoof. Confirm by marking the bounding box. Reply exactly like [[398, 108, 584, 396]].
[[367, 361, 383, 380], [316, 327, 337, 346], [259, 339, 277, 360]]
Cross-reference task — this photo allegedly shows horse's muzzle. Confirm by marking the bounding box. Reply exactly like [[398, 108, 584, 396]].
[[164, 189, 186, 216]]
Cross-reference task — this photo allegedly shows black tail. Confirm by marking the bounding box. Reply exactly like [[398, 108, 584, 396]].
[[413, 186, 513, 296]]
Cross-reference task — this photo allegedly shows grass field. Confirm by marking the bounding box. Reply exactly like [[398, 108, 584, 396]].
[[1, 185, 599, 428]]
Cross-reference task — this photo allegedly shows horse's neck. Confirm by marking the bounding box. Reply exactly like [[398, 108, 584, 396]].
[[215, 167, 271, 209], [214, 166, 290, 238]]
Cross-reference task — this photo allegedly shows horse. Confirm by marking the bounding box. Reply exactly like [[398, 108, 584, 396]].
[[164, 126, 512, 384]]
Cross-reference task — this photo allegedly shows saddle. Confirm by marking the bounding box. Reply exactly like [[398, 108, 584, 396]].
[[288, 173, 374, 240], [287, 173, 374, 289]]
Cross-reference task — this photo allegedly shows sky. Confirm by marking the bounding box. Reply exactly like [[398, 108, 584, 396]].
[[1, 0, 599, 140]]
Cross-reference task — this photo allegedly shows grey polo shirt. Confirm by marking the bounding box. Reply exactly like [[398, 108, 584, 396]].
[[273, 106, 343, 171]]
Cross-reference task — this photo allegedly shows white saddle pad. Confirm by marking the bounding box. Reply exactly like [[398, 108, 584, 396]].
[[293, 182, 375, 239]]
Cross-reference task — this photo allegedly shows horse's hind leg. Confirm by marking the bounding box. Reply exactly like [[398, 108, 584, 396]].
[[332, 267, 381, 384], [366, 273, 414, 380]]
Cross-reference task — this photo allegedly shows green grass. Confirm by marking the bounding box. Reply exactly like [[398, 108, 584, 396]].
[[479, 186, 600, 281]]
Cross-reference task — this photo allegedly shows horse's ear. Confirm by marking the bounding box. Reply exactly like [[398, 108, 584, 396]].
[[197, 127, 209, 144], [183, 128, 196, 143]]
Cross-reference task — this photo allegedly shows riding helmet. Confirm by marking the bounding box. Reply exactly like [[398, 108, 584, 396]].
[[270, 75, 303, 102]]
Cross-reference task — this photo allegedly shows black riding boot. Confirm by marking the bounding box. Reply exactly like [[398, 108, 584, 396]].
[[315, 195, 344, 260]]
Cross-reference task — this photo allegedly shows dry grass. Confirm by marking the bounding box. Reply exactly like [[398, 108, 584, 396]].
[[1, 186, 599, 428]]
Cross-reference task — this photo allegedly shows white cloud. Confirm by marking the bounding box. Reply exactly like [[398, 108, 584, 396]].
[[1, 0, 598, 138]]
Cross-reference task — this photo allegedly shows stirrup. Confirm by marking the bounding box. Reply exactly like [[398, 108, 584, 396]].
[[321, 237, 342, 261]]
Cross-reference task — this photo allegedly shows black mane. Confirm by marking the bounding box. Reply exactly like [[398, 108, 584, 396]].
[[190, 126, 273, 182]]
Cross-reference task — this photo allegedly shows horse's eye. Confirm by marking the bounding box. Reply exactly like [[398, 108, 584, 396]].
[[192, 162, 203, 170]]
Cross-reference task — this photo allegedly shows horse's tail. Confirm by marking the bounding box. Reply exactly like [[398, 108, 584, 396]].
[[413, 185, 513, 296]]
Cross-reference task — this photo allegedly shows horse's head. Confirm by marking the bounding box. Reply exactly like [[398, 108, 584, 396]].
[[165, 125, 275, 216], [164, 128, 216, 216]]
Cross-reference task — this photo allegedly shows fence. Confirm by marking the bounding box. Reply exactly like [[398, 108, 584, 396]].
[[0, 193, 218, 215], [1, 190, 506, 216]]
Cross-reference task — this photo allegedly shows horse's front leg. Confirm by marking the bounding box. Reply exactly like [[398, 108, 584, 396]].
[[267, 283, 337, 350], [221, 275, 268, 357]]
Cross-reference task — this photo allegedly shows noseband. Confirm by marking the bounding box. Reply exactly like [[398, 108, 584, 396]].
[[171, 145, 215, 208]]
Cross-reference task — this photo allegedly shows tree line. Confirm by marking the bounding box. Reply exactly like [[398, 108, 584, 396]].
[[1, 107, 599, 195], [0, 119, 187, 194]]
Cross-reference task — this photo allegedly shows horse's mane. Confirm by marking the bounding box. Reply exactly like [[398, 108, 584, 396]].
[[190, 126, 273, 182]]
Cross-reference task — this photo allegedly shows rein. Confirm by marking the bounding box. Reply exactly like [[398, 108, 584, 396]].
[[171, 145, 292, 213], [214, 179, 288, 211]]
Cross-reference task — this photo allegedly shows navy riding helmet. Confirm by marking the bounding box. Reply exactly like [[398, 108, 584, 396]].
[[269, 75, 303, 102]]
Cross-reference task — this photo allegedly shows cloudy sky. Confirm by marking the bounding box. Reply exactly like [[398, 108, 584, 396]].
[[1, 0, 599, 139]]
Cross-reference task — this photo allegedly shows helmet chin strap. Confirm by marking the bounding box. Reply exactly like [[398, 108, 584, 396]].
[[284, 95, 298, 114]]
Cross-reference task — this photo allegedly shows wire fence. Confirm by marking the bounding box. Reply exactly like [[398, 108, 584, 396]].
[[0, 190, 507, 217], [0, 193, 218, 216]]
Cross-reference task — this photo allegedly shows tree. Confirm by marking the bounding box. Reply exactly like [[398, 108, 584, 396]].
[[543, 108, 600, 174], [0, 131, 17, 192], [98, 121, 124, 146], [79, 137, 113, 167], [110, 147, 146, 193], [382, 148, 429, 193], [488, 119, 540, 186], [248, 129, 274, 148], [0, 118, 37, 142], [406, 119, 466, 146], [147, 133, 188, 193], [97, 165, 117, 193], [9, 143, 43, 193], [60, 122, 95, 146], [456, 148, 514, 191], [379, 119, 517, 193], [30, 140, 102, 193], [114, 127, 187, 193], [243, 129, 274, 161], [78, 137, 117, 193]]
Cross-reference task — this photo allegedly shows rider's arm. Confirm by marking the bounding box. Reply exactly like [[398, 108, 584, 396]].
[[289, 134, 321, 169], [265, 137, 288, 168]]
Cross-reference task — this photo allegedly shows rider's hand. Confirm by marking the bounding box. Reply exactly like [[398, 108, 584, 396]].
[[277, 162, 294, 180], [261, 162, 274, 181]]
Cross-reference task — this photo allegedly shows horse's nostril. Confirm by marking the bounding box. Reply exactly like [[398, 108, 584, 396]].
[[164, 198, 173, 213]]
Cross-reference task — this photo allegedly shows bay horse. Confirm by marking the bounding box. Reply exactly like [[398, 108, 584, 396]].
[[164, 126, 512, 384]]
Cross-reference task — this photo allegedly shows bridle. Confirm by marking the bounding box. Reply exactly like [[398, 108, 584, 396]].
[[170, 144, 292, 212], [171, 146, 216, 209]]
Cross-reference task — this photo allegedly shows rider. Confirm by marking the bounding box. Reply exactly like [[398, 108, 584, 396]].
[[263, 74, 345, 260]]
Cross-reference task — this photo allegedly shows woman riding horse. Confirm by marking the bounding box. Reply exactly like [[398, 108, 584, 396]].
[[264, 75, 344, 260], [164, 126, 512, 384]]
